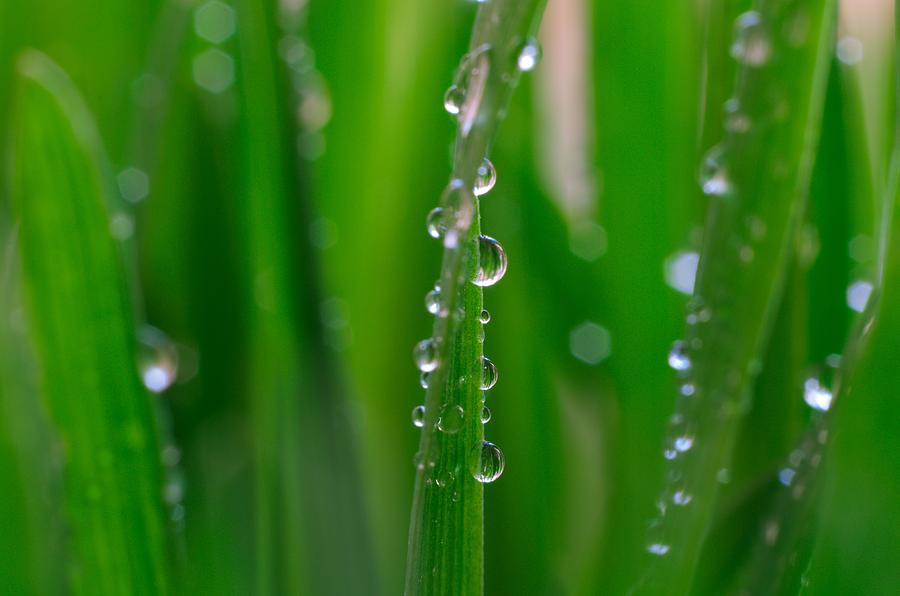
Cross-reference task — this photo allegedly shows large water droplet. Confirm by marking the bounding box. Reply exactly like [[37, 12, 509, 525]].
[[516, 37, 542, 72], [481, 356, 498, 390], [437, 404, 464, 434], [414, 339, 439, 372], [474, 159, 496, 196], [471, 441, 505, 483], [668, 340, 691, 372], [731, 11, 771, 66], [474, 235, 508, 287], [411, 405, 426, 428], [699, 145, 731, 196], [445, 45, 490, 136]]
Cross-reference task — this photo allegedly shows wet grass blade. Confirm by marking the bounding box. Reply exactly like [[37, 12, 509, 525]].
[[9, 50, 170, 595], [642, 2, 837, 593], [403, 1, 547, 594]]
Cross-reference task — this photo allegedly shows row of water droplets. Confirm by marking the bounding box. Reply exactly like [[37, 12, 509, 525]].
[[410, 38, 542, 489], [646, 6, 810, 558]]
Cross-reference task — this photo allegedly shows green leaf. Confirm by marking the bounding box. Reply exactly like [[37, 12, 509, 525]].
[[9, 50, 170, 596], [642, 2, 838, 593], [403, 1, 547, 594]]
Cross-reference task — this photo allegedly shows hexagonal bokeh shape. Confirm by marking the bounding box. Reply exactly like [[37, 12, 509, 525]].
[[194, 1, 236, 44], [193, 48, 235, 94]]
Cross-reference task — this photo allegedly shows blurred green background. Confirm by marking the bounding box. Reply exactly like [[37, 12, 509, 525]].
[[1, 0, 898, 594]]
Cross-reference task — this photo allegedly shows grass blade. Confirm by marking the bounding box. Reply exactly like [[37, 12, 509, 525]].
[[642, 2, 837, 593], [9, 50, 170, 595], [404, 1, 547, 594]]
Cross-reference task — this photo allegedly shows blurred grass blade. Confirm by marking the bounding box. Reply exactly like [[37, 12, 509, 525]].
[[404, 1, 547, 594], [232, 1, 376, 593], [9, 50, 170, 595], [643, 2, 837, 593]]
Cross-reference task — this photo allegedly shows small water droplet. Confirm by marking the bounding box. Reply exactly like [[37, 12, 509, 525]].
[[723, 98, 751, 134], [672, 490, 693, 506], [411, 405, 426, 428], [420, 371, 431, 389], [436, 469, 456, 488], [480, 309, 491, 324], [473, 235, 508, 287], [731, 11, 771, 66], [668, 340, 691, 372], [803, 377, 833, 412], [426, 207, 446, 239], [674, 435, 694, 452], [680, 383, 696, 397], [425, 285, 447, 317], [414, 339, 440, 372], [481, 356, 498, 390], [471, 441, 505, 483], [516, 37, 542, 72], [437, 404, 464, 434], [443, 84, 464, 115], [664, 448, 677, 460], [481, 406, 491, 424], [699, 145, 731, 196], [474, 159, 496, 196], [647, 543, 670, 556], [138, 326, 179, 394]]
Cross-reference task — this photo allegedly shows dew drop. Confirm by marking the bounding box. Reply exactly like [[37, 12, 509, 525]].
[[425, 285, 446, 317], [723, 98, 751, 134], [667, 340, 691, 372], [481, 356, 498, 390], [674, 435, 694, 452], [672, 490, 693, 506], [419, 371, 431, 389], [679, 383, 696, 397], [480, 309, 491, 324], [647, 543, 670, 556], [474, 159, 496, 196], [803, 377, 833, 412], [436, 469, 455, 488], [426, 207, 446, 239], [471, 441, 505, 483], [414, 339, 439, 372], [437, 404, 464, 434], [731, 11, 771, 66], [473, 235, 508, 287], [138, 326, 179, 394], [443, 84, 464, 115], [411, 405, 426, 428], [481, 406, 492, 424], [699, 144, 731, 196], [516, 37, 542, 72]]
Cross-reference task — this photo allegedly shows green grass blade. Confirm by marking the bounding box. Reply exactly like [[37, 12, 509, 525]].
[[9, 50, 169, 595], [404, 1, 547, 594], [642, 2, 837, 593]]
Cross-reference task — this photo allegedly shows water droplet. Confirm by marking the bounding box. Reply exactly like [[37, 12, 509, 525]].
[[778, 468, 796, 486], [731, 11, 771, 66], [664, 251, 699, 295], [426, 207, 446, 239], [664, 448, 677, 460], [436, 469, 455, 488], [414, 339, 440, 372], [437, 404, 464, 434], [672, 490, 693, 506], [516, 37, 542, 72], [846, 280, 873, 313], [138, 326, 179, 394], [480, 356, 498, 390], [411, 405, 426, 428], [679, 383, 696, 397], [471, 441, 505, 483], [474, 159, 496, 196], [425, 285, 447, 317], [674, 435, 694, 452], [803, 377, 833, 412], [481, 406, 492, 424], [473, 235, 508, 287], [443, 84, 464, 115], [479, 309, 491, 324], [647, 543, 670, 556], [419, 371, 431, 389], [668, 340, 691, 372], [699, 145, 731, 196], [723, 98, 751, 134]]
